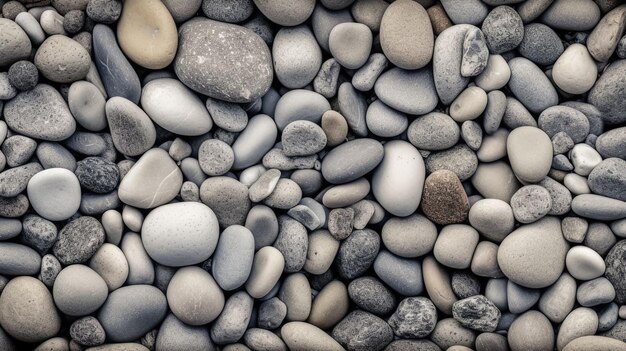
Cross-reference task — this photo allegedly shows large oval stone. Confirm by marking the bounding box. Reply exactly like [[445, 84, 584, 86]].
[[97, 285, 167, 342], [372, 140, 425, 217], [174, 18, 273, 103], [497, 217, 569, 289], [4, 84, 76, 141], [141, 78, 212, 136], [506, 126, 552, 183], [212, 225, 255, 291], [588, 59, 626, 125], [142, 202, 219, 267], [321, 138, 384, 184]]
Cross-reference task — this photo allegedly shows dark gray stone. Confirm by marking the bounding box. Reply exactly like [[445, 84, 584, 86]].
[[328, 208, 354, 240], [589, 158, 626, 201], [201, 0, 253, 23], [64, 132, 107, 155], [0, 195, 29, 218], [257, 297, 287, 329], [0, 162, 42, 197], [577, 277, 616, 307], [335, 229, 380, 279], [588, 59, 626, 125], [518, 23, 564, 66], [605, 240, 626, 304], [348, 276, 396, 316], [52, 216, 105, 265], [70, 316, 106, 346], [481, 6, 523, 54], [86, 0, 122, 24], [2, 135, 37, 168], [451, 272, 481, 299], [332, 310, 393, 351], [75, 157, 120, 194], [22, 214, 57, 254], [388, 297, 437, 338], [452, 295, 501, 332], [321, 138, 384, 184], [7, 60, 38, 91]]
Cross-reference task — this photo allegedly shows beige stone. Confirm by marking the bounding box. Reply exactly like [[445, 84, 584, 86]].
[[281, 322, 345, 351], [246, 246, 285, 299], [307, 280, 349, 329], [422, 256, 457, 315]]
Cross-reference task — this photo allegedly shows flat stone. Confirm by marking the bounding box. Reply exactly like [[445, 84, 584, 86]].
[[118, 148, 182, 209], [313, 58, 340, 98], [4, 84, 76, 141], [433, 24, 473, 104], [105, 97, 156, 157], [541, 0, 600, 31], [141, 78, 213, 136], [352, 53, 388, 92], [232, 114, 278, 170], [0, 243, 41, 276], [89, 243, 129, 291], [322, 138, 383, 184], [498, 217, 569, 288], [471, 161, 520, 202], [450, 86, 488, 123], [539, 106, 590, 143], [310, 4, 352, 51], [263, 178, 302, 209], [518, 23, 564, 65], [338, 82, 368, 137], [507, 57, 558, 113], [174, 18, 273, 103], [272, 215, 308, 273], [0, 162, 42, 198], [205, 97, 247, 133], [365, 99, 408, 138], [34, 34, 90, 83], [374, 67, 438, 115], [605, 240, 626, 304], [577, 277, 616, 307], [408, 112, 460, 151], [476, 54, 511, 92], [212, 225, 255, 291], [426, 144, 478, 182], [53, 216, 105, 265], [564, 336, 626, 351], [540, 176, 573, 215], [596, 127, 626, 159], [380, 0, 434, 70], [374, 250, 423, 296], [21, 214, 57, 254], [572, 194, 626, 220], [430, 318, 476, 350], [382, 214, 437, 258]]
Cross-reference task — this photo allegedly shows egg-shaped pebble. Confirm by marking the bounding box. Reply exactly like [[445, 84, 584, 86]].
[[27, 168, 81, 221], [212, 225, 255, 291], [246, 246, 285, 299], [566, 246, 606, 281], [167, 266, 225, 325], [507, 126, 552, 183], [53, 264, 108, 316], [553, 44, 598, 95]]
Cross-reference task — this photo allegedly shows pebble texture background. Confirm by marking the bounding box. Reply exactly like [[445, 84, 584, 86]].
[[0, 0, 625, 350]]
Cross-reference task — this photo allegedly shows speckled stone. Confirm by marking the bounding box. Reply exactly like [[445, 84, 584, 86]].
[[421, 170, 469, 225]]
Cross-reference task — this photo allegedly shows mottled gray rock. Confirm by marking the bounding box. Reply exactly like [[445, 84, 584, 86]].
[[258, 297, 287, 329], [596, 127, 626, 159], [605, 240, 626, 304], [75, 157, 119, 194], [2, 135, 36, 168], [53, 216, 105, 265], [452, 295, 501, 332], [433, 24, 474, 104], [408, 112, 460, 151], [338, 82, 368, 137], [589, 158, 626, 202], [332, 311, 393, 351], [35, 34, 90, 83], [211, 291, 254, 344], [519, 23, 564, 66], [539, 106, 590, 143], [7, 60, 39, 91], [389, 297, 437, 338], [273, 216, 308, 272], [510, 185, 552, 224], [451, 272, 481, 299], [507, 57, 558, 113], [174, 18, 273, 103], [348, 276, 396, 316], [22, 214, 57, 254], [282, 120, 327, 157], [0, 162, 41, 198], [481, 6, 523, 54], [336, 229, 380, 280], [200, 176, 251, 227], [588, 59, 626, 125], [425, 144, 478, 181], [313, 58, 340, 98], [461, 27, 488, 77], [70, 316, 106, 346], [0, 18, 32, 66]]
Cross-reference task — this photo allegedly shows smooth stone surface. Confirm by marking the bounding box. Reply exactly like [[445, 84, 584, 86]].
[[274, 90, 330, 131], [118, 148, 182, 209], [372, 140, 425, 217], [322, 138, 383, 184], [282, 322, 344, 351], [201, 176, 251, 226], [541, 0, 600, 31], [246, 246, 285, 299], [566, 245, 605, 281], [329, 22, 372, 69], [206, 97, 247, 133], [553, 43, 597, 94], [440, 0, 488, 25], [498, 217, 568, 288], [93, 24, 141, 103], [4, 84, 76, 141], [563, 336, 626, 351], [0, 243, 41, 276], [105, 97, 156, 157], [365, 100, 408, 138], [508, 310, 555, 351], [408, 112, 459, 151], [167, 266, 225, 325], [471, 161, 520, 202], [0, 276, 61, 343], [588, 59, 626, 125], [571, 194, 626, 220], [27, 168, 81, 221], [596, 127, 626, 159], [434, 224, 479, 269], [174, 18, 273, 103], [450, 86, 489, 122], [307, 280, 349, 329], [212, 225, 255, 291], [587, 5, 626, 62], [155, 314, 213, 351], [374, 67, 439, 115], [116, 0, 177, 69], [519, 23, 564, 66], [253, 0, 315, 26], [273, 25, 321, 89], [68, 81, 107, 132], [539, 106, 590, 144], [421, 170, 470, 225], [507, 57, 558, 113], [141, 78, 212, 136], [382, 214, 437, 258], [588, 158, 626, 202], [0, 18, 31, 66], [374, 250, 423, 296], [53, 264, 108, 316], [232, 114, 277, 169], [430, 318, 476, 350], [98, 285, 167, 342], [89, 243, 129, 291], [433, 24, 473, 104], [380, 0, 434, 70], [476, 55, 511, 91], [142, 202, 219, 267]]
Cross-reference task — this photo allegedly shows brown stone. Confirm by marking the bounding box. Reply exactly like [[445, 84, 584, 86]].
[[321, 110, 348, 147], [427, 4, 453, 35], [421, 170, 469, 225]]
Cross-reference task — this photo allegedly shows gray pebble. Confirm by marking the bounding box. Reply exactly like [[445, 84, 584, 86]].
[[263, 178, 303, 209], [440, 0, 488, 25], [502, 96, 537, 129], [539, 105, 590, 143], [65, 132, 106, 156], [539, 176, 572, 215], [313, 58, 341, 98], [273, 25, 322, 89], [0, 242, 41, 276], [452, 295, 501, 332], [461, 27, 488, 77], [589, 158, 626, 201], [408, 112, 460, 151], [588, 59, 626, 125], [374, 67, 438, 114], [198, 139, 235, 176], [338, 82, 368, 137], [262, 148, 318, 171], [211, 291, 254, 344], [0, 218, 21, 241], [245, 205, 279, 250], [374, 250, 423, 296], [348, 276, 396, 316], [212, 225, 255, 291], [200, 176, 251, 227], [352, 53, 388, 92], [336, 229, 380, 280], [0, 195, 29, 218], [282, 120, 327, 157], [2, 135, 36, 168], [605, 240, 626, 304], [389, 297, 437, 338], [577, 277, 616, 307], [249, 169, 281, 203], [510, 185, 552, 224], [310, 4, 352, 51], [507, 280, 540, 314], [52, 216, 105, 265], [332, 311, 393, 351], [290, 169, 324, 196], [156, 313, 214, 351], [22, 214, 57, 254], [321, 138, 383, 184], [70, 316, 105, 346], [201, 0, 253, 23], [425, 144, 478, 181], [258, 297, 287, 330], [273, 215, 308, 272], [461, 120, 483, 151], [518, 23, 564, 66], [451, 272, 481, 299], [205, 97, 248, 133], [39, 254, 62, 288], [483, 90, 507, 134], [540, 0, 601, 31], [552, 132, 575, 155], [365, 99, 408, 138], [75, 157, 119, 194], [0, 162, 42, 197], [0, 18, 32, 66], [597, 302, 619, 332], [328, 208, 354, 240], [7, 60, 38, 91]]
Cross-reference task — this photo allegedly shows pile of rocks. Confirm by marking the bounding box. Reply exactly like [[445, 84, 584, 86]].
[[0, 0, 626, 350]]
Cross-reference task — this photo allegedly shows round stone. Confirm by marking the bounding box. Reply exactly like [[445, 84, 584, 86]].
[[510, 185, 552, 224], [498, 217, 569, 288], [98, 285, 167, 342], [380, 0, 434, 70], [200, 176, 251, 227], [34, 35, 90, 83], [53, 264, 108, 316], [596, 127, 626, 159], [476, 54, 511, 92], [232, 114, 278, 169], [141, 78, 213, 136], [421, 170, 470, 225], [450, 86, 489, 122], [507, 126, 552, 183], [142, 202, 219, 267], [53, 216, 105, 265], [329, 22, 372, 69], [75, 157, 120, 194], [374, 250, 423, 296], [382, 214, 437, 258], [205, 97, 248, 132], [198, 139, 235, 176], [273, 25, 322, 89], [374, 67, 438, 115], [518, 23, 564, 66], [174, 18, 273, 103], [553, 43, 597, 94], [434, 224, 480, 269], [588, 158, 626, 202], [27, 168, 81, 221], [389, 297, 437, 338], [0, 243, 41, 276], [408, 112, 460, 151], [0, 276, 61, 343], [348, 276, 396, 316], [246, 246, 285, 298], [69, 316, 106, 347], [372, 140, 425, 217], [588, 59, 626, 125], [7, 60, 38, 91], [68, 81, 107, 131], [105, 97, 156, 157], [365, 99, 408, 138], [116, 0, 177, 69], [281, 120, 327, 157], [481, 6, 523, 54], [540, 0, 600, 31], [332, 311, 393, 351], [566, 245, 606, 281], [253, 0, 315, 26], [0, 18, 32, 66], [538, 106, 590, 143], [282, 322, 344, 351], [167, 266, 225, 325], [507, 57, 558, 113], [508, 311, 555, 351], [89, 243, 129, 291]]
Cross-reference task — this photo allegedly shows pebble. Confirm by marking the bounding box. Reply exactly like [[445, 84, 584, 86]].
[[365, 99, 407, 138], [0, 243, 41, 276], [471, 161, 520, 202], [498, 217, 569, 288], [374, 250, 423, 296], [449, 86, 489, 122], [380, 0, 433, 70], [7, 60, 38, 91], [372, 140, 425, 217], [430, 318, 476, 350], [352, 53, 388, 92], [481, 6, 524, 54], [374, 67, 438, 115], [93, 24, 141, 103], [389, 297, 437, 338], [553, 43, 598, 94], [35, 35, 90, 83], [336, 229, 380, 279], [461, 27, 489, 77], [263, 178, 302, 210], [282, 322, 344, 351], [587, 4, 626, 62], [206, 97, 248, 133], [329, 23, 372, 69], [507, 57, 558, 113], [382, 214, 437, 258], [588, 59, 626, 125], [518, 23, 564, 66], [174, 18, 272, 103], [75, 157, 119, 194], [27, 168, 81, 221], [141, 78, 213, 136], [167, 266, 225, 325], [563, 336, 626, 351], [434, 224, 479, 269], [253, 0, 314, 26], [541, 0, 600, 31], [70, 316, 106, 347], [540, 106, 590, 143], [142, 202, 219, 267], [588, 158, 626, 201], [0, 18, 31, 66], [98, 285, 167, 342], [510, 185, 552, 223], [155, 313, 212, 350], [577, 277, 616, 307], [332, 311, 393, 351], [0, 276, 61, 343], [246, 246, 285, 298], [508, 310, 555, 351], [89, 243, 129, 291], [310, 4, 352, 52], [596, 127, 626, 159], [421, 170, 470, 225], [67, 81, 107, 131], [118, 148, 182, 209], [508, 280, 541, 314], [52, 264, 108, 316], [273, 25, 322, 89], [476, 54, 511, 91], [105, 97, 156, 157], [477, 128, 508, 162], [566, 245, 606, 281], [212, 225, 255, 291], [452, 295, 501, 332], [198, 139, 235, 176], [274, 90, 330, 131], [440, 0, 488, 25], [605, 240, 626, 304], [232, 114, 277, 170], [21, 214, 57, 254], [321, 138, 383, 184], [282, 121, 326, 157], [408, 112, 460, 151]]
